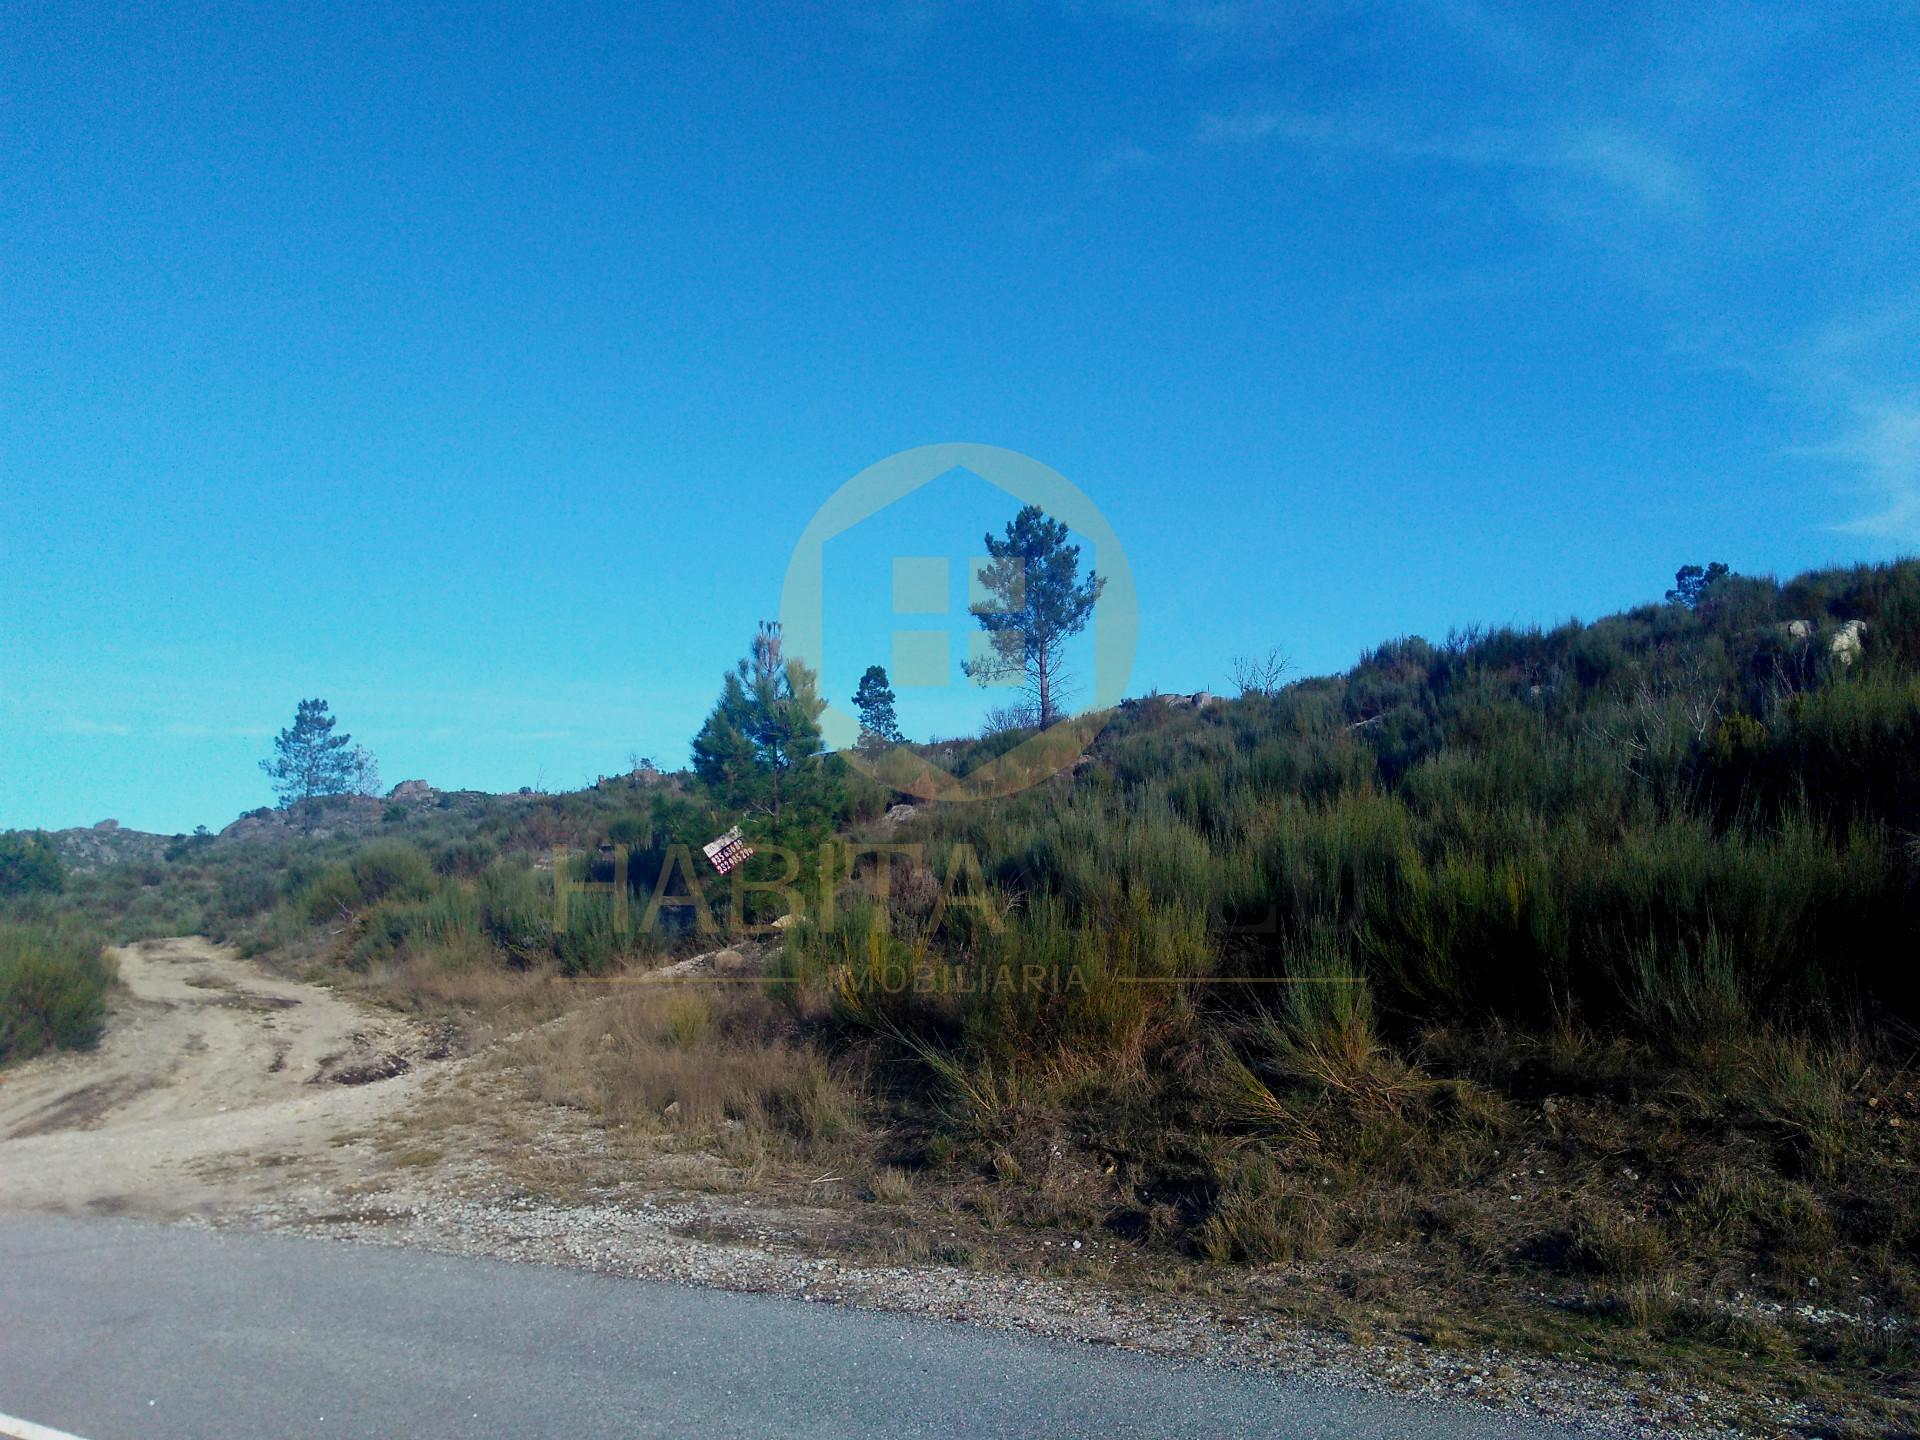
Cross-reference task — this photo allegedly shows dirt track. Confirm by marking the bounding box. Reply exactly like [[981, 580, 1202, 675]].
[[0, 937, 443, 1216]]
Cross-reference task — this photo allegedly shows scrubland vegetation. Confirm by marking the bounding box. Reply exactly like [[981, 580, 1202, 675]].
[[6, 558, 1920, 1419], [0, 919, 113, 1064], [782, 561, 1920, 1414], [0, 831, 114, 1062]]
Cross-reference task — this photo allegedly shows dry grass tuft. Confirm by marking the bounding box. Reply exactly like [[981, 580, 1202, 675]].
[[515, 983, 863, 1156], [867, 1165, 916, 1204], [366, 947, 572, 1032]]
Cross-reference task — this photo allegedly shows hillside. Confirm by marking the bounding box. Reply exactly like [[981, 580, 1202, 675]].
[[4, 558, 1920, 1433], [45, 785, 526, 871], [783, 560, 1920, 1429], [44, 819, 178, 873]]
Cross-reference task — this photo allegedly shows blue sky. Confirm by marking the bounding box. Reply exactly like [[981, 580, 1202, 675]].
[[3, 2, 1917, 834]]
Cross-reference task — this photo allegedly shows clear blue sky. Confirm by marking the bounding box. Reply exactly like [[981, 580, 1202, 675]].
[[3, 2, 1917, 834]]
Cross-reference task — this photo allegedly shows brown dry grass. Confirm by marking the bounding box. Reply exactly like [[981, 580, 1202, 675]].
[[512, 983, 864, 1159], [354, 949, 576, 1043]]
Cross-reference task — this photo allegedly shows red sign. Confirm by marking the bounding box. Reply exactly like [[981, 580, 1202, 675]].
[[702, 825, 753, 875]]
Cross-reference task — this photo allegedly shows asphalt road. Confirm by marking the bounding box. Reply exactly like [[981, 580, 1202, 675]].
[[0, 1215, 1585, 1439]]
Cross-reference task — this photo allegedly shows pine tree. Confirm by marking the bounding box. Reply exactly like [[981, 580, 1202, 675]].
[[962, 506, 1105, 727], [691, 622, 826, 819], [1667, 562, 1732, 610], [260, 698, 367, 807], [852, 665, 904, 748]]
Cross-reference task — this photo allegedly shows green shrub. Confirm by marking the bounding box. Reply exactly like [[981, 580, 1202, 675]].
[[552, 887, 625, 976], [216, 865, 278, 922], [433, 838, 497, 878], [0, 921, 114, 1063], [346, 881, 486, 970], [761, 560, 1920, 1259], [0, 831, 65, 897], [348, 899, 424, 969], [296, 864, 363, 923], [607, 813, 651, 848], [348, 842, 435, 905], [477, 863, 550, 960]]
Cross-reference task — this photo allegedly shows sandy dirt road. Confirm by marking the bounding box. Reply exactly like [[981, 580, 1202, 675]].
[[0, 937, 444, 1216]]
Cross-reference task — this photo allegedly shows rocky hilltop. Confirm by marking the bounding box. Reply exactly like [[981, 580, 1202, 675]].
[[40, 782, 512, 872], [45, 819, 176, 873]]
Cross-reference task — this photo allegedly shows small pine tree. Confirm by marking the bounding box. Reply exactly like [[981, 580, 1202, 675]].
[[261, 699, 368, 807], [963, 506, 1105, 727], [852, 665, 904, 748], [691, 622, 827, 820]]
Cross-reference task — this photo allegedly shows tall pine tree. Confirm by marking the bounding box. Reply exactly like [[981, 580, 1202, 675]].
[[261, 699, 369, 806], [962, 506, 1105, 727]]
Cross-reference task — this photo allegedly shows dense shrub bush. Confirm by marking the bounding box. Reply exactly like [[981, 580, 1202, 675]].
[[0, 832, 65, 897], [0, 920, 113, 1063], [347, 842, 434, 906]]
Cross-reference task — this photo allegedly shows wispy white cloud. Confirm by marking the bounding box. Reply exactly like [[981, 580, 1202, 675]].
[[1094, 3, 1913, 543], [165, 722, 274, 740], [1088, 140, 1159, 182], [1806, 296, 1920, 377], [1194, 110, 1335, 147], [1194, 107, 1697, 212], [1822, 399, 1920, 541], [61, 718, 132, 737], [1782, 295, 1920, 543], [1554, 126, 1694, 210]]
